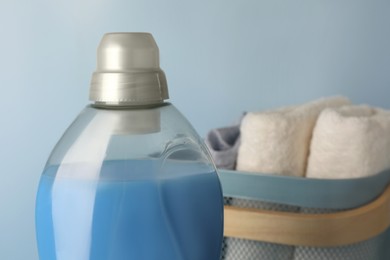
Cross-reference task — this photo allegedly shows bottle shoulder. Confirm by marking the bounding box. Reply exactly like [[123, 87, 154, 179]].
[[44, 103, 215, 177]]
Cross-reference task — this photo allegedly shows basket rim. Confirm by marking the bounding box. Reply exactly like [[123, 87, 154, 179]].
[[218, 168, 390, 209]]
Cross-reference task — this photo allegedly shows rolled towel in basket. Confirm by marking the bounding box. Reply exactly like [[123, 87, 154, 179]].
[[294, 105, 390, 260], [236, 96, 351, 176], [223, 97, 350, 260], [306, 105, 390, 179]]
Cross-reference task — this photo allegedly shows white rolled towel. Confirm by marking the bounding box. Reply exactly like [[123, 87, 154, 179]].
[[306, 105, 390, 179], [236, 96, 351, 177]]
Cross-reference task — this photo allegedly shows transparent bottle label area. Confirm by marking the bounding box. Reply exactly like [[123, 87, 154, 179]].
[[36, 160, 223, 260]]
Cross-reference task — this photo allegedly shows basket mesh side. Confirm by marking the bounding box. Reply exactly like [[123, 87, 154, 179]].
[[222, 238, 295, 260], [293, 235, 385, 260], [293, 208, 387, 260], [222, 197, 298, 260]]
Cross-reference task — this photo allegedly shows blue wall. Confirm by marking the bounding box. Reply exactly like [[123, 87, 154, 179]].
[[1, 0, 390, 259]]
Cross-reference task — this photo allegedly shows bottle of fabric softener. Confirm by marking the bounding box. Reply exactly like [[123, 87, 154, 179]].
[[35, 32, 223, 260]]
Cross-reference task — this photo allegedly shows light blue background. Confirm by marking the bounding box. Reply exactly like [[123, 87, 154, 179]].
[[1, 0, 389, 259]]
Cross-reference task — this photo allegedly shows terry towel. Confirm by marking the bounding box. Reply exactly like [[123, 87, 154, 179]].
[[223, 97, 350, 260], [294, 105, 390, 260], [236, 96, 351, 177], [305, 105, 390, 179]]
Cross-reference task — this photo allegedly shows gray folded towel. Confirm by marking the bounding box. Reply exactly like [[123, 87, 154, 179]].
[[205, 115, 244, 170]]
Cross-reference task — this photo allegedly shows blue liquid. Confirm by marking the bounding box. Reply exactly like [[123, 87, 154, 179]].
[[36, 160, 223, 260]]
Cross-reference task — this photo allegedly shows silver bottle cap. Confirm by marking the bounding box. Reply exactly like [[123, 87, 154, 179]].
[[89, 33, 169, 106]]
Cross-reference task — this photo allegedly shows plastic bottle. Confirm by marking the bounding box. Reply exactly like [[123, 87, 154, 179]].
[[35, 32, 223, 260]]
